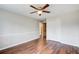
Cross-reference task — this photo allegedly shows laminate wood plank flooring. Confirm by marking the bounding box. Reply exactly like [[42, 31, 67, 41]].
[[0, 38, 79, 54]]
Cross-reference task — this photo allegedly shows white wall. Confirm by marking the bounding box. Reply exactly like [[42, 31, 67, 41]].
[[0, 10, 39, 50], [47, 11, 79, 47]]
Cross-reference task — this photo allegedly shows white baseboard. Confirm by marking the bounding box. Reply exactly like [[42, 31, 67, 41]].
[[0, 36, 39, 50]]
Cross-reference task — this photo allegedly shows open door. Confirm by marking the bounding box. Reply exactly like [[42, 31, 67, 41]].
[[43, 23, 46, 38]]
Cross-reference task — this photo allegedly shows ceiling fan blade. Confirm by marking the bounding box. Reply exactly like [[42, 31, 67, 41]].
[[43, 11, 50, 13], [30, 5, 39, 10], [42, 4, 49, 10], [30, 11, 37, 14]]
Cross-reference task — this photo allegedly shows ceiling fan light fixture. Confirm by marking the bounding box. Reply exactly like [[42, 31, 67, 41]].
[[30, 4, 50, 16], [37, 11, 42, 14]]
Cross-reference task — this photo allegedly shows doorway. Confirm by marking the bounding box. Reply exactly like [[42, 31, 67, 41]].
[[37, 22, 47, 53], [39, 22, 46, 39]]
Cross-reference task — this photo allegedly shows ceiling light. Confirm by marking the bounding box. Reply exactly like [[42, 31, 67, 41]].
[[37, 11, 42, 14]]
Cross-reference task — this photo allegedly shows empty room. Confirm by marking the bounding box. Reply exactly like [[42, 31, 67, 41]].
[[0, 4, 79, 54]]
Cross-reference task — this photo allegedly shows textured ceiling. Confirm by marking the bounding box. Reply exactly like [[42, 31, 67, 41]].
[[0, 4, 79, 20]]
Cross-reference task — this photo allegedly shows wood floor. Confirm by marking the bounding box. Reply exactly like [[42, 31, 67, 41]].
[[0, 38, 79, 54]]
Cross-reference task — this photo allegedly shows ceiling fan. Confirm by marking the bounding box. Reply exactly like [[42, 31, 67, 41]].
[[30, 4, 50, 16]]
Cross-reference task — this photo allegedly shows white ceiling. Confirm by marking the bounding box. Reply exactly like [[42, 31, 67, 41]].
[[0, 4, 79, 20]]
